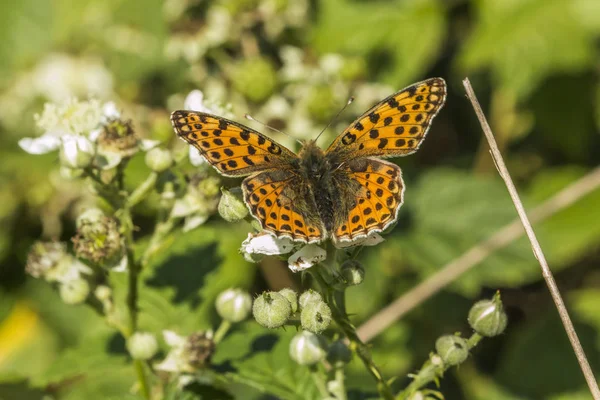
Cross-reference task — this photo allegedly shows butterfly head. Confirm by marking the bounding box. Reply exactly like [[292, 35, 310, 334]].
[[297, 140, 332, 181]]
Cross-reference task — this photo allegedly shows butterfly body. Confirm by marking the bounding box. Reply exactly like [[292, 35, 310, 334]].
[[172, 77, 447, 244]]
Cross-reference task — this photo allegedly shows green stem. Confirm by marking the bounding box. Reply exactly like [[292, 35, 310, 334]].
[[312, 266, 393, 400], [309, 365, 330, 398], [141, 215, 179, 267], [134, 359, 151, 399], [332, 363, 348, 400], [127, 172, 158, 209], [398, 332, 484, 399], [213, 320, 232, 344]]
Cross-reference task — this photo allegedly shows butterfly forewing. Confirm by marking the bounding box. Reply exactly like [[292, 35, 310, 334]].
[[326, 77, 446, 160], [242, 171, 326, 243], [333, 159, 403, 242], [171, 110, 296, 176]]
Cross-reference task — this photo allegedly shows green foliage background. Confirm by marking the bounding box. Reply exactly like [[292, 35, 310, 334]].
[[1, 0, 600, 398]]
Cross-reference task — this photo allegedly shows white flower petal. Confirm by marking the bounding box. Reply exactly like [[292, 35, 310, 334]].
[[154, 354, 181, 373], [110, 254, 128, 272], [139, 139, 161, 151], [163, 330, 187, 347], [334, 232, 385, 249], [94, 150, 122, 170], [18, 135, 62, 154], [240, 232, 294, 256], [102, 102, 120, 120], [183, 214, 209, 232], [288, 244, 326, 272], [184, 90, 216, 113], [60, 135, 95, 168], [189, 147, 207, 166]]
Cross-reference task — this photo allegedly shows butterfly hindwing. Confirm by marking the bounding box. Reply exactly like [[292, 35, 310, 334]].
[[326, 77, 446, 159], [333, 158, 404, 242], [171, 110, 296, 176], [242, 170, 326, 243]]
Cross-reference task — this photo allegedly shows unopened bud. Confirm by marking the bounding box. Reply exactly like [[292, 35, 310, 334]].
[[127, 332, 158, 360], [278, 288, 298, 313], [289, 331, 326, 366], [301, 300, 332, 334], [216, 288, 252, 323], [59, 279, 90, 305], [145, 147, 173, 172], [218, 187, 248, 222], [252, 291, 292, 329], [340, 259, 364, 286], [435, 335, 469, 366], [468, 292, 508, 337], [299, 290, 322, 310]]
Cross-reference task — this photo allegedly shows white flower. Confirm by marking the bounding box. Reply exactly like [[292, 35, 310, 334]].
[[154, 330, 189, 373], [288, 244, 326, 272], [240, 232, 295, 258], [334, 232, 385, 249], [59, 135, 95, 168], [19, 99, 118, 156]]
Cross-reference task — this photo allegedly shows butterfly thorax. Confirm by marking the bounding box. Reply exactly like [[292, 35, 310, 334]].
[[296, 140, 344, 233]]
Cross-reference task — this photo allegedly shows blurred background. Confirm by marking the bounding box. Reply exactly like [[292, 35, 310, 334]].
[[1, 0, 600, 399]]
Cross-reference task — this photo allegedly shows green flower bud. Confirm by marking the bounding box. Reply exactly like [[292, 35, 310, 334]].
[[196, 175, 221, 198], [72, 216, 123, 267], [216, 288, 252, 323], [25, 241, 68, 279], [326, 340, 352, 365], [127, 332, 159, 360], [307, 85, 338, 123], [145, 147, 173, 173], [252, 291, 292, 329], [218, 187, 248, 222], [301, 300, 332, 334], [278, 288, 298, 313], [435, 335, 469, 366], [59, 279, 90, 305], [340, 259, 365, 286], [289, 331, 326, 366], [468, 292, 508, 337], [299, 290, 322, 310], [232, 57, 277, 103]]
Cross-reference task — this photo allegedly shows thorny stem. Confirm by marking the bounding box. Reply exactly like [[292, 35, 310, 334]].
[[398, 332, 483, 400], [312, 264, 393, 400], [463, 77, 600, 400]]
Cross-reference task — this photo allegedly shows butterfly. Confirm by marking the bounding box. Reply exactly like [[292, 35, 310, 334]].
[[171, 77, 446, 244]]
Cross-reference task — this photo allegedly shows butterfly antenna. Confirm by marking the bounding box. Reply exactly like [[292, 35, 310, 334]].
[[314, 96, 354, 143], [245, 114, 303, 146]]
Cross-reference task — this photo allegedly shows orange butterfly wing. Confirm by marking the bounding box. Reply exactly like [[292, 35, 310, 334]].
[[327, 78, 446, 243], [171, 110, 296, 176], [242, 171, 326, 243], [326, 77, 446, 159]]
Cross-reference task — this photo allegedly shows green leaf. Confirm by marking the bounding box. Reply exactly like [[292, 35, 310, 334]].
[[138, 223, 255, 334], [311, 0, 446, 86], [387, 167, 600, 295], [458, 0, 599, 99], [213, 324, 319, 400]]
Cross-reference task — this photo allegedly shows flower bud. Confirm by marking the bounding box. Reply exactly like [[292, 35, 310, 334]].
[[340, 259, 365, 286], [435, 335, 469, 366], [218, 187, 248, 222], [326, 340, 352, 365], [59, 279, 90, 305], [468, 292, 508, 337], [145, 147, 173, 172], [301, 300, 332, 334], [289, 331, 326, 366], [252, 291, 292, 329], [127, 332, 159, 360], [60, 135, 95, 169], [25, 241, 68, 279], [232, 57, 277, 103], [72, 216, 123, 267], [278, 288, 298, 313], [307, 85, 338, 123], [299, 290, 322, 310], [216, 288, 252, 323]]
